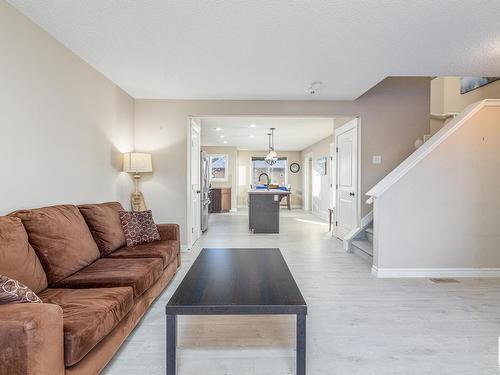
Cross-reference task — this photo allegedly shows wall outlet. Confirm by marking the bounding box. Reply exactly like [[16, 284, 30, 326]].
[[372, 155, 382, 164]]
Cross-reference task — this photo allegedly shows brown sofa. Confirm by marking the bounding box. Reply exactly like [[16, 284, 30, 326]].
[[0, 202, 181, 375]]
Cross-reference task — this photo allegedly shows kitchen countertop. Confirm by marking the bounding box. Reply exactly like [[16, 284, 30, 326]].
[[248, 189, 290, 194]]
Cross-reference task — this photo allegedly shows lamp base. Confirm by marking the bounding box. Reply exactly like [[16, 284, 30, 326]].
[[131, 192, 147, 212]]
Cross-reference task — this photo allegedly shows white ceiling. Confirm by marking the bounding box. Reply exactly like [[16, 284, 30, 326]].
[[7, 1, 500, 100], [200, 117, 341, 151]]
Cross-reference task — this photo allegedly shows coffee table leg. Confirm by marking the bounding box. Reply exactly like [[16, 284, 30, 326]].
[[296, 314, 306, 375], [166, 314, 177, 375]]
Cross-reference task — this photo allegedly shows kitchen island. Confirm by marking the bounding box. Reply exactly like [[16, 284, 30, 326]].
[[248, 189, 290, 233]]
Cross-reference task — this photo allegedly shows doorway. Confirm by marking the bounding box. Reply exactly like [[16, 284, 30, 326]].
[[334, 118, 360, 239], [185, 114, 358, 247], [189, 118, 201, 248]]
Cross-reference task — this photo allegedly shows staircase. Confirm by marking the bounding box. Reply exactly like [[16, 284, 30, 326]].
[[366, 99, 500, 278], [351, 225, 373, 262], [348, 114, 458, 264]]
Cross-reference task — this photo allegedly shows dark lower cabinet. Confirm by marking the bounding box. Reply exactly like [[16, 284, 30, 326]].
[[248, 193, 280, 233], [209, 188, 231, 213]]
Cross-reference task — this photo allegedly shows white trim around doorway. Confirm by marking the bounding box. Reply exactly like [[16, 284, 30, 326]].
[[333, 118, 361, 239], [302, 152, 313, 211]]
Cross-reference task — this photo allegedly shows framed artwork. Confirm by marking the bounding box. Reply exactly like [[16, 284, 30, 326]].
[[460, 77, 499, 94]]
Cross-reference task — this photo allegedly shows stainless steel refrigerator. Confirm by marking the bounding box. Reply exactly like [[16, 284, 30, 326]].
[[201, 151, 210, 232]]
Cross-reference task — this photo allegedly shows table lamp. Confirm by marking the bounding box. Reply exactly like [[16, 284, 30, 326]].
[[123, 152, 153, 211]]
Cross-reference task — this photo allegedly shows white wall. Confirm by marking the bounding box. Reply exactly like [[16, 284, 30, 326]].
[[0, 1, 135, 213], [374, 104, 500, 272], [301, 136, 334, 220], [134, 78, 430, 245]]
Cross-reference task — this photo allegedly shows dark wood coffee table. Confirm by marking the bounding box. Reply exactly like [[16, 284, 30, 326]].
[[165, 248, 307, 374]]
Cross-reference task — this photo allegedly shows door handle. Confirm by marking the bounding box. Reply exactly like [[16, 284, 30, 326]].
[[349, 192, 355, 196], [196, 190, 201, 194]]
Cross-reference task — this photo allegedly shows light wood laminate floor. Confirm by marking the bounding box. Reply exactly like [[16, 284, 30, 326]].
[[102, 210, 500, 375]]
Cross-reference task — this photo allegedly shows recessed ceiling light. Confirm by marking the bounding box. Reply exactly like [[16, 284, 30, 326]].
[[223, 140, 228, 144], [249, 135, 255, 138], [249, 124, 256, 128], [215, 127, 222, 131], [220, 135, 225, 138]]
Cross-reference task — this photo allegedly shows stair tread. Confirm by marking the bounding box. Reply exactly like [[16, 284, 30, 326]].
[[352, 239, 373, 256], [365, 227, 373, 234]]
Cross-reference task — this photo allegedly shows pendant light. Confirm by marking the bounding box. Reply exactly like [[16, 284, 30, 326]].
[[265, 127, 278, 166]]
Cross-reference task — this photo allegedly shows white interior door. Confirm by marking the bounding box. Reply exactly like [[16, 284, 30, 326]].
[[330, 142, 336, 210], [190, 120, 201, 244], [335, 119, 358, 239]]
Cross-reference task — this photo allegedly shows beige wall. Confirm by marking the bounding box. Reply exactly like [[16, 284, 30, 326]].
[[374, 106, 500, 270], [431, 77, 500, 133], [1, 2, 431, 248], [301, 135, 334, 220], [236, 150, 303, 208], [430, 77, 446, 134], [0, 1, 135, 214], [201, 146, 238, 210], [442, 77, 500, 113], [134, 77, 430, 245]]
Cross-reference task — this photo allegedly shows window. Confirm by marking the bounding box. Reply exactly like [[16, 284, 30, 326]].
[[252, 157, 287, 186], [209, 154, 228, 182]]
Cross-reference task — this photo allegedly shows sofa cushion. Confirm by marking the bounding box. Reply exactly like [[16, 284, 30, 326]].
[[53, 258, 164, 298], [39, 287, 134, 367], [10, 205, 101, 285], [0, 216, 48, 293], [78, 202, 127, 256], [0, 275, 42, 304], [119, 210, 160, 247], [107, 240, 179, 268]]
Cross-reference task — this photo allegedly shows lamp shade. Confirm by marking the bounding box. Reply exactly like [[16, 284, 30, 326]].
[[123, 152, 152, 173], [266, 150, 278, 160]]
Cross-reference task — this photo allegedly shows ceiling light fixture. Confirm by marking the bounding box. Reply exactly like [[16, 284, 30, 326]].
[[265, 128, 278, 166], [249, 124, 256, 128], [215, 127, 222, 131], [249, 135, 255, 138], [223, 140, 228, 144], [219, 135, 225, 139], [308, 81, 322, 95]]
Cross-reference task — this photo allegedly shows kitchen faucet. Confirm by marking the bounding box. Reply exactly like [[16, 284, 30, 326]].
[[258, 173, 270, 190]]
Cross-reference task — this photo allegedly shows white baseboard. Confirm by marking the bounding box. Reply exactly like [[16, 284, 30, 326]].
[[372, 265, 500, 278], [230, 208, 237, 212]]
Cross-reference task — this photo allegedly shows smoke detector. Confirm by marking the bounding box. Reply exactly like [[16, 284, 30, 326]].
[[308, 81, 322, 95]]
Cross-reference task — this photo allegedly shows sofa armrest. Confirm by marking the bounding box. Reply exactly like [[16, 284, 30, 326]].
[[0, 303, 65, 375], [157, 223, 180, 242]]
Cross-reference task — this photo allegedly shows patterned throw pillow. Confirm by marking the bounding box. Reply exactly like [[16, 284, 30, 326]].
[[0, 275, 42, 304], [119, 210, 161, 247]]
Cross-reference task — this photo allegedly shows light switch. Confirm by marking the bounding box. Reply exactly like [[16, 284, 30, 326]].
[[372, 155, 382, 164], [274, 195, 279, 201]]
